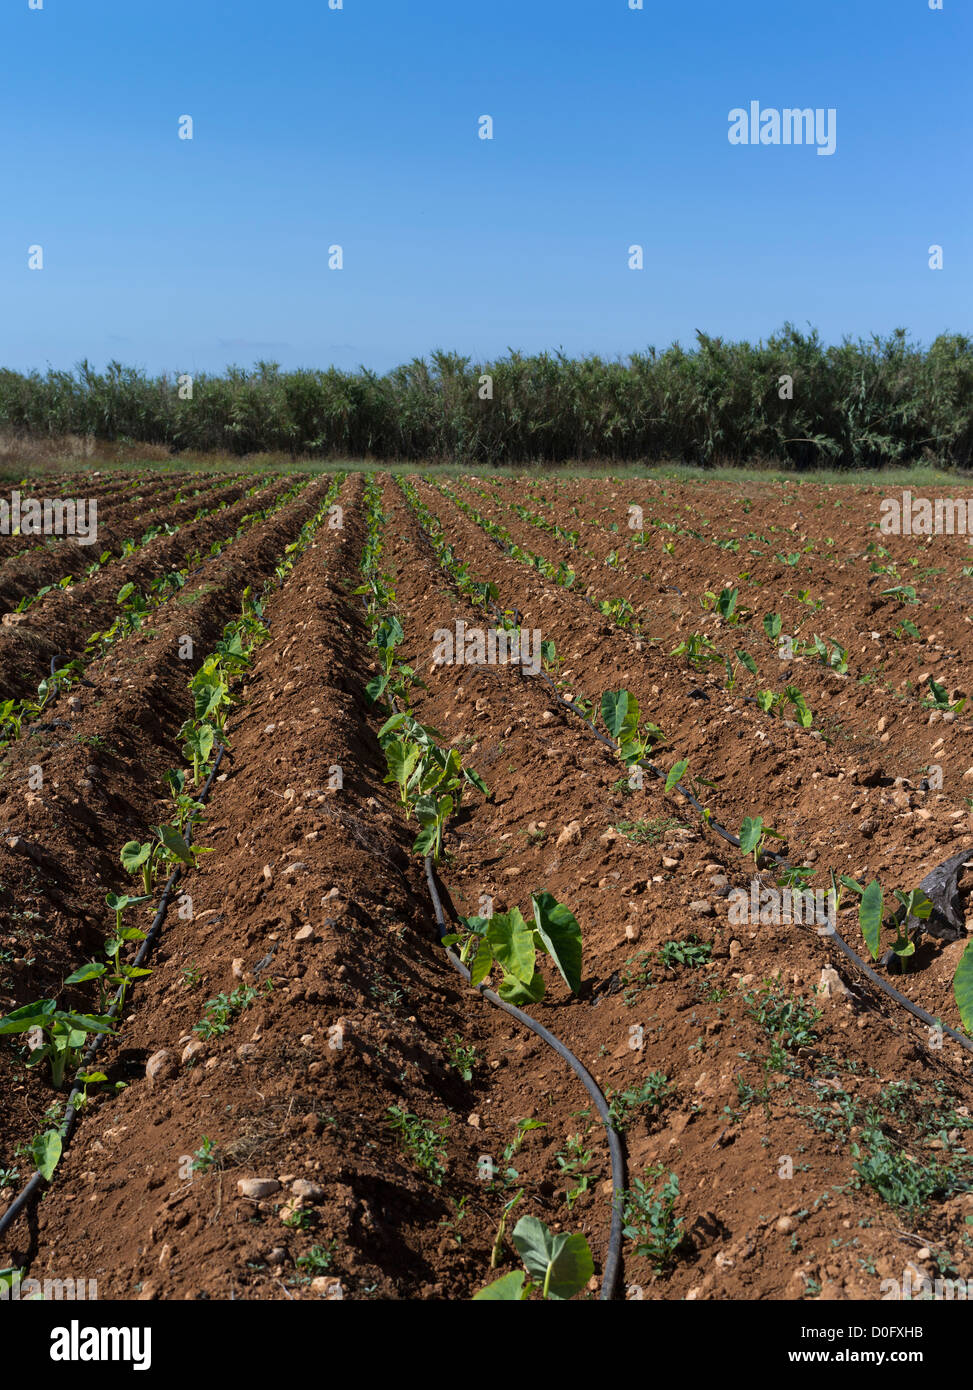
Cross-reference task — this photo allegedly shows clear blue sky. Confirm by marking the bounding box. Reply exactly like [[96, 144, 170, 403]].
[[0, 0, 968, 376]]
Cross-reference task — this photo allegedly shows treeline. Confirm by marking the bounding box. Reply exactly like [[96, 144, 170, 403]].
[[1, 325, 970, 469]]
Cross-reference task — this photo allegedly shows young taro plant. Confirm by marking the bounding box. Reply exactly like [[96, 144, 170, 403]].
[[474, 1216, 594, 1301], [164, 768, 205, 835], [121, 825, 210, 895], [445, 893, 582, 1005], [0, 998, 115, 1090], [64, 888, 157, 1014], [181, 720, 217, 786], [841, 876, 931, 973], [739, 815, 786, 867], [599, 690, 664, 765], [379, 712, 488, 861]]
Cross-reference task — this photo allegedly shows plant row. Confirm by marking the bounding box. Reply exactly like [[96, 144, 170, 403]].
[[6, 472, 259, 616], [0, 475, 345, 1185], [0, 476, 312, 757]]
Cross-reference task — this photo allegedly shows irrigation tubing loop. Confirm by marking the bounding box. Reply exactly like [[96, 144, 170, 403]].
[[409, 480, 973, 1055], [0, 745, 226, 1243]]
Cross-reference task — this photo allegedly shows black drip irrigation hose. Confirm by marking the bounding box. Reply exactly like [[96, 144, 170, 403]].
[[0, 745, 226, 1244], [408, 482, 973, 1057], [423, 856, 627, 1301]]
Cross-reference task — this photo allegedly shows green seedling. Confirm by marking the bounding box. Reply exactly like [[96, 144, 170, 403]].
[[556, 1130, 596, 1209], [921, 679, 966, 714], [120, 825, 207, 895], [193, 984, 261, 1039], [192, 1137, 219, 1172], [498, 1118, 546, 1187], [842, 878, 929, 970], [658, 938, 712, 970], [66, 891, 154, 1011], [621, 1166, 685, 1271], [806, 634, 849, 673], [190, 658, 234, 729], [181, 721, 217, 784], [445, 1035, 477, 1081], [702, 585, 748, 625], [75, 1070, 110, 1109], [115, 581, 151, 632], [296, 1243, 338, 1274], [784, 685, 814, 728], [607, 1073, 673, 1133], [489, 1189, 524, 1268], [386, 1106, 449, 1186], [671, 632, 721, 669], [881, 584, 918, 605]]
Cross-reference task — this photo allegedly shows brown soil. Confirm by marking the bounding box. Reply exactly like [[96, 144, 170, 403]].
[[1, 469, 971, 1304], [0, 475, 292, 701]]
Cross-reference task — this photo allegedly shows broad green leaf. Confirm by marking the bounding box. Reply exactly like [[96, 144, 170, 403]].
[[32, 1129, 62, 1183], [485, 908, 536, 986], [463, 767, 490, 797], [365, 672, 389, 703], [895, 888, 933, 921], [859, 879, 884, 960], [383, 739, 421, 797], [55, 1011, 116, 1035], [472, 1270, 528, 1301], [511, 1216, 594, 1300], [155, 824, 194, 865], [498, 970, 546, 1005], [600, 691, 631, 740], [953, 942, 973, 1035], [736, 649, 758, 676], [665, 758, 688, 794], [739, 816, 764, 856], [531, 892, 582, 994], [120, 841, 151, 873], [414, 792, 451, 828], [194, 680, 226, 720], [0, 999, 57, 1034], [64, 962, 107, 985], [413, 825, 440, 856], [377, 711, 409, 739]]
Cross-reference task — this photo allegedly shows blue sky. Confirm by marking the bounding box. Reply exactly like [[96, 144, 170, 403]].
[[0, 0, 968, 375]]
